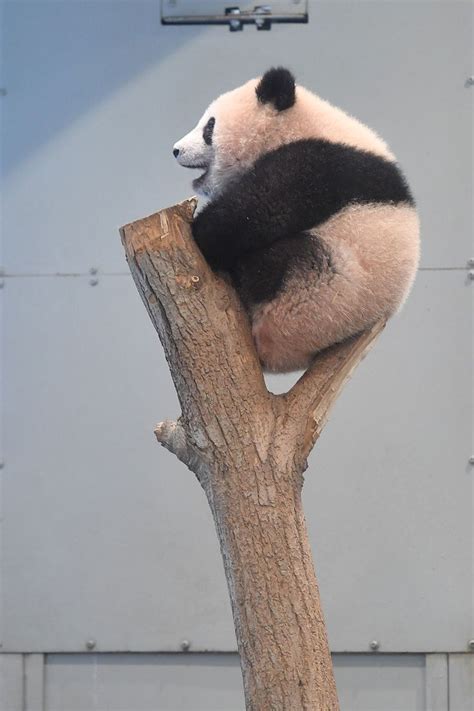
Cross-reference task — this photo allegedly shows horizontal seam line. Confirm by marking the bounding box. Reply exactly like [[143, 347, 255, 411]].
[[0, 267, 470, 278]]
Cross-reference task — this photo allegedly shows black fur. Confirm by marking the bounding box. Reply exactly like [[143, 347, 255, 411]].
[[232, 232, 334, 307], [256, 67, 296, 111], [203, 117, 215, 146], [193, 138, 414, 285]]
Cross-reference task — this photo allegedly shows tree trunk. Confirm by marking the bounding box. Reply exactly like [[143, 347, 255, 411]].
[[120, 198, 384, 711]]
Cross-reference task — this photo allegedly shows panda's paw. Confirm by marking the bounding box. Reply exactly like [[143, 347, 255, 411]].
[[252, 313, 312, 373]]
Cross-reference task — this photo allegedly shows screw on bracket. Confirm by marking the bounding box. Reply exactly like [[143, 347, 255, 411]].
[[85, 639, 96, 650], [469, 457, 474, 466], [255, 5, 271, 30], [369, 640, 380, 651], [468, 639, 474, 651], [226, 7, 242, 31], [180, 639, 191, 652], [465, 76, 474, 87]]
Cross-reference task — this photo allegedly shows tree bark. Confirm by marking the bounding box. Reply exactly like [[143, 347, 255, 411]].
[[120, 198, 384, 711]]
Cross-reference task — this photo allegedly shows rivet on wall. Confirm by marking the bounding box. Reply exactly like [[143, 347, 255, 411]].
[[89, 267, 99, 287], [369, 640, 380, 651]]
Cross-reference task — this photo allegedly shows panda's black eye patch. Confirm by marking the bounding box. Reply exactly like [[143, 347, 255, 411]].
[[203, 117, 216, 146]]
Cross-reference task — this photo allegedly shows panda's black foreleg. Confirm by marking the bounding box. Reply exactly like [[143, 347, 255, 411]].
[[192, 147, 317, 271]]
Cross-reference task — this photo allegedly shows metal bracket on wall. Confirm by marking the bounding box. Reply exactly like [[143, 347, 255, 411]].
[[161, 1, 308, 30]]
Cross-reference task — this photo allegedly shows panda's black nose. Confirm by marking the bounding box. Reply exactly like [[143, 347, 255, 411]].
[[173, 148, 180, 158]]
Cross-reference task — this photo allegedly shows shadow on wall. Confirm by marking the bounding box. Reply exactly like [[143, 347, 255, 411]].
[[2, 0, 205, 175], [2, 0, 470, 271]]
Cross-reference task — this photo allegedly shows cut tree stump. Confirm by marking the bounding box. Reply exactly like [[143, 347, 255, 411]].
[[120, 198, 385, 711]]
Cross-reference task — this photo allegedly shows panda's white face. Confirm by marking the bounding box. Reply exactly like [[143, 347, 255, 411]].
[[173, 78, 291, 199], [173, 111, 218, 197]]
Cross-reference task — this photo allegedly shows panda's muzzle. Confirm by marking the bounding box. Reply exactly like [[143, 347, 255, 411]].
[[173, 152, 210, 186], [173, 153, 209, 171], [178, 160, 209, 170], [172, 137, 212, 192]]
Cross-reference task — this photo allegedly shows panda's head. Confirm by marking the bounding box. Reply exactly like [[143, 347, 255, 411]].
[[173, 67, 297, 198]]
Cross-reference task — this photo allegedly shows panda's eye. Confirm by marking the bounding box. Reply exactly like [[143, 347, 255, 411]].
[[203, 117, 216, 146]]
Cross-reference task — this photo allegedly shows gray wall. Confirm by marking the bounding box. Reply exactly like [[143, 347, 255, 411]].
[[0, 0, 473, 709]]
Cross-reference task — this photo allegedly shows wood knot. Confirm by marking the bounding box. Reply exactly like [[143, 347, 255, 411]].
[[175, 274, 203, 290]]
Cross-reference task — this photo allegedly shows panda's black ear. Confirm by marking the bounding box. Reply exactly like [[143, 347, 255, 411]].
[[256, 67, 296, 111]]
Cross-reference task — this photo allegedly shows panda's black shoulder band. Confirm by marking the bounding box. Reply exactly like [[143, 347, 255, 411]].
[[192, 139, 414, 271]]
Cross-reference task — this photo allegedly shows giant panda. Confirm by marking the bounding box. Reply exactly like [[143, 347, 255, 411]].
[[173, 67, 420, 373]]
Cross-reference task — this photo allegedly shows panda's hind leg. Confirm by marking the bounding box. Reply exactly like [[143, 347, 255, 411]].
[[248, 233, 341, 373], [249, 233, 372, 373]]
